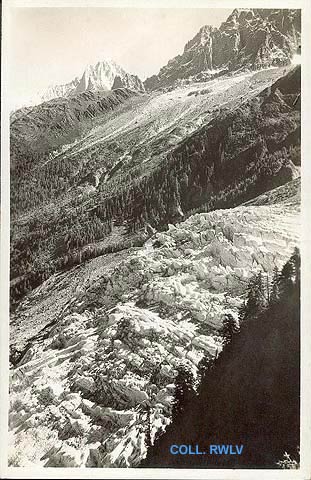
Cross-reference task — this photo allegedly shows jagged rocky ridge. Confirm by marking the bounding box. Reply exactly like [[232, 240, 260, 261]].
[[112, 73, 145, 92], [9, 178, 300, 467], [145, 9, 300, 90], [41, 60, 145, 103]]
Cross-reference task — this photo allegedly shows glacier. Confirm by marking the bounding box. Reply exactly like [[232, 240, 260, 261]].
[[9, 178, 300, 467]]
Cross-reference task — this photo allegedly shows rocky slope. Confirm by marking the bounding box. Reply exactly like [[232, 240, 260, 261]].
[[41, 60, 145, 103], [10, 87, 140, 172], [145, 9, 300, 90], [9, 178, 300, 467]]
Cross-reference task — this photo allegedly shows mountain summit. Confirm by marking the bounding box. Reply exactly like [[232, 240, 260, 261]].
[[145, 8, 301, 90], [41, 59, 145, 102]]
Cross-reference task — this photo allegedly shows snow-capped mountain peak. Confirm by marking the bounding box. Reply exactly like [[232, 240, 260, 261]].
[[41, 58, 144, 103], [77, 59, 126, 92]]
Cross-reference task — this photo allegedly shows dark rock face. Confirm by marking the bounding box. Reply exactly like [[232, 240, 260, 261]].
[[112, 74, 145, 92], [145, 9, 301, 90]]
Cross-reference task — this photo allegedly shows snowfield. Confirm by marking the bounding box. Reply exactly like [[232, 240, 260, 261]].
[[9, 179, 300, 467]]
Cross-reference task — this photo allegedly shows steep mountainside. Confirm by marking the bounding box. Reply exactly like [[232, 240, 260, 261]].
[[41, 60, 145, 103], [11, 67, 300, 299], [10, 88, 140, 174], [9, 179, 300, 467], [145, 9, 300, 90], [10, 66, 300, 304]]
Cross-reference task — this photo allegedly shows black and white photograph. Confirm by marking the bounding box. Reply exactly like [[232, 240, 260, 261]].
[[1, 0, 310, 477]]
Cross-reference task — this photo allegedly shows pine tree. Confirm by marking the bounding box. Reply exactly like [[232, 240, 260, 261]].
[[239, 272, 266, 323], [289, 247, 300, 286], [279, 261, 294, 294], [220, 314, 239, 345], [270, 266, 280, 303], [197, 354, 214, 384], [145, 405, 152, 448], [172, 364, 195, 422], [279, 248, 300, 296]]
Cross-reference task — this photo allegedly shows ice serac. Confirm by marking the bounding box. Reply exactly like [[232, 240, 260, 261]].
[[41, 59, 144, 102], [145, 9, 301, 90], [9, 179, 300, 467]]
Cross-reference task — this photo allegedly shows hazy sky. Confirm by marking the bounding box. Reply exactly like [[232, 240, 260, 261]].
[[9, 7, 232, 108]]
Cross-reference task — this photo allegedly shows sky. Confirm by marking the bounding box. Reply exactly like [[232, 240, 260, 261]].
[[8, 7, 232, 108]]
